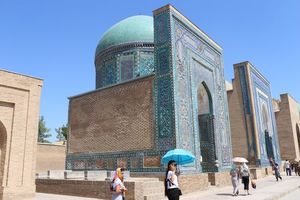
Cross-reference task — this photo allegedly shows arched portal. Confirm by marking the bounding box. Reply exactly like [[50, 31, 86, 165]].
[[296, 124, 300, 155], [0, 121, 7, 187], [197, 82, 216, 172], [261, 104, 274, 160]]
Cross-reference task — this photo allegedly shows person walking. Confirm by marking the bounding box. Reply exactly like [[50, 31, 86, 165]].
[[165, 160, 181, 200], [111, 167, 127, 200], [240, 162, 250, 195], [230, 163, 240, 196], [274, 163, 282, 181], [284, 160, 291, 176]]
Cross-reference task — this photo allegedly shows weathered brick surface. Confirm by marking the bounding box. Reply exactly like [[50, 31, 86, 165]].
[[36, 178, 164, 200], [274, 94, 300, 161], [131, 172, 209, 193], [0, 70, 43, 200], [227, 71, 251, 160], [36, 143, 66, 172], [178, 173, 209, 194], [208, 172, 231, 186], [68, 76, 154, 154]]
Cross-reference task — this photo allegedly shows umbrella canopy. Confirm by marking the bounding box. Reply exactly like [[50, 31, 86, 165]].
[[161, 149, 196, 165], [232, 157, 248, 163]]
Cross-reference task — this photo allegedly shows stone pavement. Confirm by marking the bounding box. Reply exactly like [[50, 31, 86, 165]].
[[181, 174, 300, 200], [32, 174, 300, 200]]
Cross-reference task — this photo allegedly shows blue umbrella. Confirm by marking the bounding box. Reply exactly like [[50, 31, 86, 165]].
[[161, 149, 196, 165]]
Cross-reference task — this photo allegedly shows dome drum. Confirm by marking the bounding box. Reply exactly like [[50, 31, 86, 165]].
[[95, 15, 154, 89]]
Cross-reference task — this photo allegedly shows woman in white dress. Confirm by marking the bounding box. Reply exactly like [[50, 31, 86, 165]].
[[230, 163, 240, 196]]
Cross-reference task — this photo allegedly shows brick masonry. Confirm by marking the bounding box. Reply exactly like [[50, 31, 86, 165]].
[[68, 76, 154, 155], [0, 70, 43, 200], [227, 62, 281, 167], [36, 143, 66, 173], [274, 94, 300, 161], [36, 178, 164, 200]]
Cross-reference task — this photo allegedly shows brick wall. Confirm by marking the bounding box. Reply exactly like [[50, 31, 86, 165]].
[[36, 143, 66, 172], [275, 94, 300, 161], [208, 172, 231, 186], [131, 172, 209, 193], [227, 75, 249, 160], [0, 70, 43, 200], [68, 76, 154, 154], [36, 178, 162, 200]]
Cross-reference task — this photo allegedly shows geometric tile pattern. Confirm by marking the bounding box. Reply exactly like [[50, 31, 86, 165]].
[[249, 64, 281, 166], [170, 10, 232, 172], [95, 45, 154, 89], [139, 52, 154, 76], [68, 76, 154, 154]]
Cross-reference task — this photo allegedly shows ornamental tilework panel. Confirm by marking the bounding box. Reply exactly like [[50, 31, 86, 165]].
[[95, 160, 106, 169], [104, 58, 118, 86], [154, 12, 170, 45], [107, 159, 115, 169], [68, 76, 155, 154], [143, 156, 161, 168], [154, 9, 176, 151], [117, 158, 128, 168], [139, 52, 154, 76], [120, 55, 134, 81], [95, 47, 154, 89], [130, 158, 140, 168], [74, 160, 85, 170], [249, 66, 281, 166], [156, 77, 174, 138], [157, 47, 170, 75], [170, 11, 232, 170]]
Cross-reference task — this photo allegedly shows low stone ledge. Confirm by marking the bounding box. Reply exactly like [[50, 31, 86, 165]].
[[208, 171, 231, 186]]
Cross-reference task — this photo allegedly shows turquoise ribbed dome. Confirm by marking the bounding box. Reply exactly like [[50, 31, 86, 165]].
[[95, 15, 154, 55]]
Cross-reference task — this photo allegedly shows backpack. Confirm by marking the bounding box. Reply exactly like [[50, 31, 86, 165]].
[[110, 179, 115, 191]]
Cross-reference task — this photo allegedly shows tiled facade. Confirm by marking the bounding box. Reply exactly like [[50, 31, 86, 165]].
[[273, 94, 300, 161], [0, 70, 43, 200], [67, 5, 232, 173], [227, 62, 281, 167]]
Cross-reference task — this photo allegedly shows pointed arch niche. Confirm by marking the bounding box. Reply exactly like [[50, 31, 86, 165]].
[[296, 124, 300, 155], [0, 121, 7, 187], [261, 104, 274, 160], [197, 82, 216, 172]]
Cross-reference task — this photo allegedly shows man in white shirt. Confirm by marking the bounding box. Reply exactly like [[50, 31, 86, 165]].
[[284, 160, 291, 176]]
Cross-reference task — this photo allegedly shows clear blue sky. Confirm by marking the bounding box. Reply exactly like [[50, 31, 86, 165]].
[[1, 0, 299, 142]]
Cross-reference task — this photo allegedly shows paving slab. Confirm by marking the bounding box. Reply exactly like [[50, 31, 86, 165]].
[[32, 174, 300, 200], [182, 174, 300, 200]]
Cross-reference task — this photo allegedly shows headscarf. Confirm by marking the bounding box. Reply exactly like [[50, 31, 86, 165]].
[[113, 167, 124, 181]]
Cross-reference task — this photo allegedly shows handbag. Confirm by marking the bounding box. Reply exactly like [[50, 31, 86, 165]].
[[251, 179, 256, 189], [178, 188, 182, 196]]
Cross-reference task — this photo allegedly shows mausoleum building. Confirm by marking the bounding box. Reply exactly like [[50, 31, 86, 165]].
[[67, 5, 232, 174]]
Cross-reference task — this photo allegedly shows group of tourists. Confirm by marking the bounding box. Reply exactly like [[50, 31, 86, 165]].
[[110, 158, 300, 200], [285, 159, 300, 176], [110, 160, 182, 200], [230, 162, 253, 196]]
